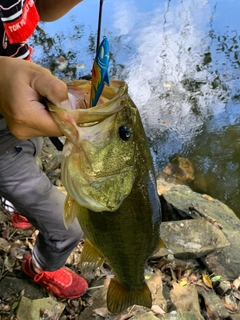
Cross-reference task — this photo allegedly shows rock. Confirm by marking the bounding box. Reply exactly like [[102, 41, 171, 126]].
[[0, 276, 47, 300], [39, 137, 62, 174], [160, 219, 230, 259], [216, 280, 232, 295], [0, 210, 9, 223], [170, 282, 204, 320], [197, 286, 230, 319], [16, 296, 65, 320], [163, 157, 195, 183], [104, 306, 159, 320], [230, 315, 240, 320], [78, 283, 108, 319], [131, 312, 159, 319], [156, 157, 195, 196], [161, 185, 240, 280], [203, 235, 240, 280], [156, 172, 177, 195], [159, 310, 203, 320]]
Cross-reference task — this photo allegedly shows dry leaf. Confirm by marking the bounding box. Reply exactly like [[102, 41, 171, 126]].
[[0, 238, 10, 253], [118, 314, 134, 320], [4, 247, 18, 272], [92, 307, 109, 317], [233, 290, 240, 300], [202, 194, 214, 201], [233, 277, 240, 290], [25, 238, 33, 250], [202, 274, 213, 289], [188, 273, 199, 283], [151, 304, 165, 315], [222, 294, 238, 312]]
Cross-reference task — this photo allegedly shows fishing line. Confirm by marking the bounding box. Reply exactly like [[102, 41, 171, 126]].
[[96, 0, 104, 52]]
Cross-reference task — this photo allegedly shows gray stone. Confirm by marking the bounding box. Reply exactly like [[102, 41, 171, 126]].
[[161, 185, 240, 280], [159, 310, 204, 320], [203, 232, 240, 280], [160, 219, 230, 259], [0, 210, 9, 223], [0, 276, 47, 300], [131, 312, 159, 319], [103, 306, 159, 320], [229, 315, 240, 320], [78, 283, 108, 320], [16, 296, 65, 320], [216, 280, 232, 295], [197, 286, 230, 319]]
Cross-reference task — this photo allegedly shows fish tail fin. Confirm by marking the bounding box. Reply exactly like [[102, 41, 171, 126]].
[[107, 277, 152, 314]]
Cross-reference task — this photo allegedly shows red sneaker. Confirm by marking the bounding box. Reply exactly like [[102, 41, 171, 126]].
[[22, 254, 88, 299], [12, 212, 33, 229]]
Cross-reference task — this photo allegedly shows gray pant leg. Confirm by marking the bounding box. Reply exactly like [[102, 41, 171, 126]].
[[0, 138, 83, 271]]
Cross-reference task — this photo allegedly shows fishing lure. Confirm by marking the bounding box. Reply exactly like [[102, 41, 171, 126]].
[[90, 36, 110, 107]]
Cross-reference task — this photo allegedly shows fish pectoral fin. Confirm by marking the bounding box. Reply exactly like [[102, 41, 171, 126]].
[[157, 237, 167, 249], [63, 194, 80, 228], [107, 277, 152, 314], [80, 238, 105, 281]]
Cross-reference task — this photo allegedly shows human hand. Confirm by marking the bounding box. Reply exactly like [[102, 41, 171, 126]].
[[0, 57, 72, 139]]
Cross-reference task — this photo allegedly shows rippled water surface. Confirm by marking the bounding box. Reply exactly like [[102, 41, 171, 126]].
[[32, 0, 240, 217]]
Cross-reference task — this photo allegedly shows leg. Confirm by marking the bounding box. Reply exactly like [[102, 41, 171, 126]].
[[0, 138, 83, 271]]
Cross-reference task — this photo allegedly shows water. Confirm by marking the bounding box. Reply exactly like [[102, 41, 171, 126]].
[[31, 0, 240, 217]]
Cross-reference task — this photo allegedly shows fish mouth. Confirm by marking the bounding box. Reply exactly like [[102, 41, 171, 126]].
[[51, 80, 136, 212]]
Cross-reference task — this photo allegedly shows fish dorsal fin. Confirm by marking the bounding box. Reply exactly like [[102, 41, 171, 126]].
[[107, 277, 152, 313], [80, 238, 105, 281]]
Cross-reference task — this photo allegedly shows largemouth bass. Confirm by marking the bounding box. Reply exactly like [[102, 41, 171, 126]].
[[48, 80, 162, 313]]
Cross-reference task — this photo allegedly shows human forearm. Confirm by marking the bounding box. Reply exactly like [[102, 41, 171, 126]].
[[35, 0, 83, 22]]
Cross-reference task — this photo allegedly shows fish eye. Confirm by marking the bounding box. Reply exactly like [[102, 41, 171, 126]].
[[119, 125, 133, 141]]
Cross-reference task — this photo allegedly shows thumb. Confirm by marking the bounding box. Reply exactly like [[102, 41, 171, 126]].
[[30, 65, 72, 109]]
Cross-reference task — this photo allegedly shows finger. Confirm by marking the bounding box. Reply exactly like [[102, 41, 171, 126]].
[[30, 67, 72, 109], [9, 124, 52, 140], [8, 104, 63, 139]]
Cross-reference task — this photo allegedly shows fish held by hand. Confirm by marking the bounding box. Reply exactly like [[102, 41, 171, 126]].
[[47, 80, 162, 313]]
